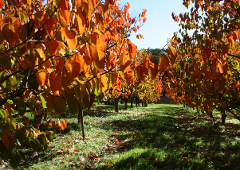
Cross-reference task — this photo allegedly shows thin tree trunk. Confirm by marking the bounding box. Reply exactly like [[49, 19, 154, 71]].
[[124, 98, 128, 110], [115, 98, 119, 113], [209, 111, 213, 118], [221, 110, 226, 124], [131, 99, 133, 108], [78, 105, 85, 140]]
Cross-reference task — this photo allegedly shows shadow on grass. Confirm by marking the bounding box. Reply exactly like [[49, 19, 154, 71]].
[[97, 105, 240, 170]]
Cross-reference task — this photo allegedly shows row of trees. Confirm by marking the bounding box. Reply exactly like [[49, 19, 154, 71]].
[[0, 0, 172, 168], [166, 0, 240, 123]]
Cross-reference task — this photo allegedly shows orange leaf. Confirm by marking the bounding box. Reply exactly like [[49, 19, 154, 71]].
[[12, 17, 22, 32], [50, 71, 62, 93], [217, 62, 223, 73], [60, 0, 70, 24], [1, 134, 9, 149], [90, 45, 105, 71], [55, 57, 65, 73], [57, 10, 67, 27], [82, 2, 91, 21], [50, 121, 57, 128], [120, 51, 131, 72], [62, 29, 77, 51], [100, 74, 108, 93], [143, 17, 147, 23], [228, 36, 234, 48], [167, 45, 177, 65], [22, 116, 30, 124], [127, 39, 137, 59], [159, 54, 169, 73], [114, 141, 121, 145], [75, 12, 85, 35], [0, 0, 4, 8], [150, 62, 158, 79], [45, 18, 55, 37], [49, 40, 59, 55], [124, 69, 134, 82], [36, 69, 48, 86], [65, 54, 84, 78], [44, 59, 52, 68], [57, 119, 62, 130], [73, 0, 81, 8], [62, 118, 67, 128]]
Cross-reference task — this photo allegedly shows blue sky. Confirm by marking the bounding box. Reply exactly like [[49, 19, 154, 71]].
[[119, 0, 190, 50]]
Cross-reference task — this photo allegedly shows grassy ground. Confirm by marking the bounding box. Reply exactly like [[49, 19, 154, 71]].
[[4, 103, 240, 169]]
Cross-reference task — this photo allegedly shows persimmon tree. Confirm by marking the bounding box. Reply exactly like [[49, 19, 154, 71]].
[[0, 0, 150, 167], [167, 0, 240, 123]]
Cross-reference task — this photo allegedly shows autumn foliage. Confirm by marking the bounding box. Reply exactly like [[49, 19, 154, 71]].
[[0, 0, 176, 168], [167, 0, 240, 121]]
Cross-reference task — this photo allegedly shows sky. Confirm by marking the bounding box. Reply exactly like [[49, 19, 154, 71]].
[[119, 0, 190, 50]]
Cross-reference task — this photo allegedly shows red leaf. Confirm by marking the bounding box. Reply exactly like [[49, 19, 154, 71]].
[[159, 54, 169, 73]]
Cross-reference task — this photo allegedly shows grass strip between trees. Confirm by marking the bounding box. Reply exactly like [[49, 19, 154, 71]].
[[3, 103, 240, 170]]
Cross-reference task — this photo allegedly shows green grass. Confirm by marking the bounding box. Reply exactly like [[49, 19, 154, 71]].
[[4, 103, 240, 169]]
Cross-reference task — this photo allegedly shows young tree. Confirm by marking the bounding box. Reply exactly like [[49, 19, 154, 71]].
[[167, 0, 240, 122], [0, 0, 148, 167]]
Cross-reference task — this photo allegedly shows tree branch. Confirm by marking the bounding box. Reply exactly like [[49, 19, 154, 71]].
[[0, 69, 30, 106], [0, 70, 21, 84], [0, 7, 58, 56]]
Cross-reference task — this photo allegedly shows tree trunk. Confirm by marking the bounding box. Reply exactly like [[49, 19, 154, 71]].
[[78, 105, 85, 140], [115, 98, 119, 113], [221, 110, 226, 124], [209, 111, 213, 118], [124, 98, 128, 110], [130, 99, 133, 108]]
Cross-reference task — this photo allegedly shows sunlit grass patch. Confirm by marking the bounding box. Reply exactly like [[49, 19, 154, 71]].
[[9, 103, 240, 170]]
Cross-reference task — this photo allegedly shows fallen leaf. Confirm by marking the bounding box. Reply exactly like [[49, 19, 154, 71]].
[[115, 141, 121, 145]]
